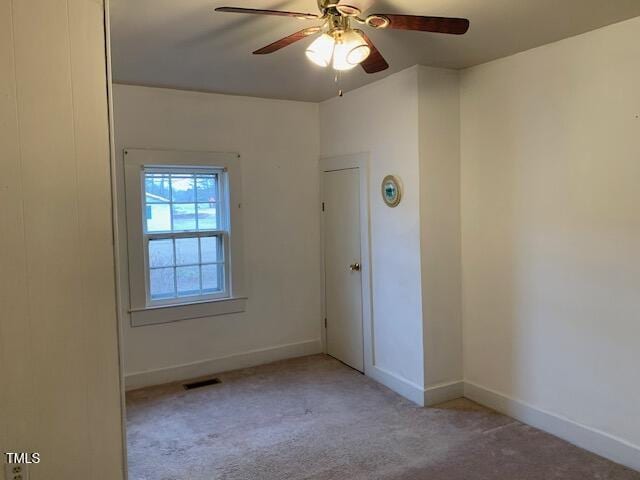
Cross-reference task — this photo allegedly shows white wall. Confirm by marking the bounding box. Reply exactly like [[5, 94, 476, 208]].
[[418, 67, 463, 391], [321, 67, 425, 395], [320, 66, 464, 405], [113, 85, 322, 386], [461, 15, 640, 451], [0, 0, 124, 478]]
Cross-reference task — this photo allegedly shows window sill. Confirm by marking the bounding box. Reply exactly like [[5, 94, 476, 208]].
[[129, 296, 247, 327]]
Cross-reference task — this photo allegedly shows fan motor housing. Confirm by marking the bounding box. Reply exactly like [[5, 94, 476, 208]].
[[318, 0, 361, 17]]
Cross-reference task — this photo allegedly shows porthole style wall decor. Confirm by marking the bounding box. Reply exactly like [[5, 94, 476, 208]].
[[381, 175, 402, 207]]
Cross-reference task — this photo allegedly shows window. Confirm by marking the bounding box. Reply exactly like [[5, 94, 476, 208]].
[[124, 149, 246, 326], [143, 168, 228, 304]]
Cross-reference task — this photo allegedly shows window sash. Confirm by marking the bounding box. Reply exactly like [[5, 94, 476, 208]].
[[143, 232, 230, 306], [142, 168, 226, 234]]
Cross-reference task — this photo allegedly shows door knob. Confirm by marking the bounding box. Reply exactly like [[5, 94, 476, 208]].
[[349, 263, 361, 272]]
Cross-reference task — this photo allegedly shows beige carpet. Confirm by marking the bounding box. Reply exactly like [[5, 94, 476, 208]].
[[126, 354, 639, 480]]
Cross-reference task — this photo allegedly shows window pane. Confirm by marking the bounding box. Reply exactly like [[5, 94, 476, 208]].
[[171, 175, 195, 203], [196, 175, 217, 203], [202, 264, 224, 293], [145, 174, 171, 203], [172, 203, 196, 231], [176, 266, 200, 297], [150, 268, 175, 300], [175, 237, 199, 265], [146, 204, 171, 232], [148, 239, 174, 267], [197, 203, 217, 230], [200, 236, 222, 263]]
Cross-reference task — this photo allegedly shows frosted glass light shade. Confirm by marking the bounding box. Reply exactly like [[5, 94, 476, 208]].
[[305, 33, 335, 67], [332, 29, 370, 70]]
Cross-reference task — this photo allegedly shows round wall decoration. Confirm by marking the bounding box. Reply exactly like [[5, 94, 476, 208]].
[[381, 175, 402, 207]]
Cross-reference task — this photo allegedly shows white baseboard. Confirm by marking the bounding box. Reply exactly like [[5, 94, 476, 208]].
[[424, 380, 465, 406], [464, 381, 640, 473], [367, 366, 464, 407], [125, 339, 322, 391], [368, 366, 426, 406]]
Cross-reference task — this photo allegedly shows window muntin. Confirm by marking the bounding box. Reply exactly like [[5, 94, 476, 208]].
[[141, 167, 229, 305]]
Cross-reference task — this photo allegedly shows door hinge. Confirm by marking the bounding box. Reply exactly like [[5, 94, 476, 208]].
[[321, 202, 325, 212], [324, 318, 327, 328]]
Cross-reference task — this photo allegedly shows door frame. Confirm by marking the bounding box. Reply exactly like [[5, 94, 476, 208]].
[[104, 0, 129, 477], [319, 153, 374, 374]]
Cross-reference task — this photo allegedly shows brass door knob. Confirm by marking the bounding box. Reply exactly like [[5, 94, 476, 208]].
[[349, 263, 361, 272]]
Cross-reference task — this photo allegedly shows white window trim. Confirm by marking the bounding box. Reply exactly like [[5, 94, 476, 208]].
[[124, 148, 246, 327]]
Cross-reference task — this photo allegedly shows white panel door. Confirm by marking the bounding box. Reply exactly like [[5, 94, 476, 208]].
[[323, 168, 364, 372]]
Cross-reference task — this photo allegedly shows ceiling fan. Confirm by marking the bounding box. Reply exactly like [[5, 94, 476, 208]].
[[215, 1, 470, 74]]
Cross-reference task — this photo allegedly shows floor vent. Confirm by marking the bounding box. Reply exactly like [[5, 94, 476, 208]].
[[183, 377, 222, 390]]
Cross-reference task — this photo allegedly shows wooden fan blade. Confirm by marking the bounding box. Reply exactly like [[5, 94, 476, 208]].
[[373, 14, 469, 34], [253, 27, 321, 54], [359, 32, 389, 74], [215, 7, 319, 20]]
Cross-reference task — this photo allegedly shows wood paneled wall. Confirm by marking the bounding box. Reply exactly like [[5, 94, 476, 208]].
[[0, 0, 124, 478]]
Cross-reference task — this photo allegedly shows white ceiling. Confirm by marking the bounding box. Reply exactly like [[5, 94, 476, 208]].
[[109, 0, 640, 102]]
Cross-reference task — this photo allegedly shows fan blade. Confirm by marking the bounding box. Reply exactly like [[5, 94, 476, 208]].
[[373, 14, 469, 34], [253, 27, 321, 54], [360, 33, 388, 74], [215, 7, 319, 20]]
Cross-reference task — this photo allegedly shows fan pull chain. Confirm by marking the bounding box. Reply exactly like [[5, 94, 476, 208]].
[[334, 71, 343, 97]]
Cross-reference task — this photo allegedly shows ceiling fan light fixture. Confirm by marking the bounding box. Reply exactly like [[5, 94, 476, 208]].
[[305, 33, 336, 67], [345, 30, 371, 65], [332, 29, 371, 70]]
